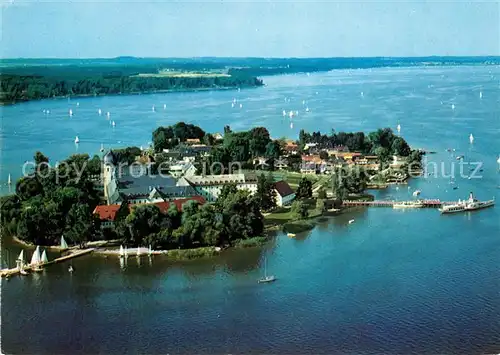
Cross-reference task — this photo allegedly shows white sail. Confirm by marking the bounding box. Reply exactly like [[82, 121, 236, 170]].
[[41, 249, 49, 263], [397, 124, 401, 134], [479, 91, 483, 99], [112, 121, 116, 127], [30, 246, 41, 266], [148, 245, 152, 255], [8, 174, 12, 185], [60, 235, 68, 249], [106, 112, 111, 118], [17, 250, 25, 263], [469, 134, 474, 144], [163, 104, 166, 110], [98, 108, 102, 115], [69, 109, 73, 116], [119, 245, 124, 256], [75, 136, 80, 144]]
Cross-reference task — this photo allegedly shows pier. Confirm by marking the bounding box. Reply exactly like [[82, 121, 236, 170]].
[[1, 248, 94, 278], [342, 199, 451, 208]]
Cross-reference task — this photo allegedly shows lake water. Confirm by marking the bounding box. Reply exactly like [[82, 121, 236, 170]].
[[1, 66, 500, 354]]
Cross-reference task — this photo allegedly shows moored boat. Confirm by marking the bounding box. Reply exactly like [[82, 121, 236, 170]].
[[439, 192, 495, 214]]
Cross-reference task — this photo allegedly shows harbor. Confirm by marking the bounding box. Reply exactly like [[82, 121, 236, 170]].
[[342, 199, 449, 208]]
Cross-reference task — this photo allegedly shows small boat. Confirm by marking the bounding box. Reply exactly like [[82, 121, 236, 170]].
[[152, 105, 156, 112], [148, 245, 153, 256], [451, 104, 455, 110], [469, 133, 474, 144], [119, 245, 125, 258], [163, 104, 166, 110], [288, 111, 294, 118], [412, 190, 421, 197], [100, 143, 104, 152], [479, 91, 483, 99], [231, 103, 235, 108], [282, 110, 286, 117], [41, 249, 49, 264], [287, 233, 296, 238], [74, 136, 79, 144], [106, 112, 111, 118], [60, 235, 69, 249], [290, 122, 294, 129], [7, 173, 11, 185], [98, 108, 102, 115], [76, 102, 80, 107], [20, 269, 29, 276], [239, 103, 243, 108], [305, 107, 309, 112], [348, 219, 355, 224], [397, 124, 401, 134], [112, 121, 116, 127], [360, 91, 364, 97], [68, 265, 74, 273], [439, 192, 494, 214], [69, 109, 73, 116], [30, 246, 43, 271], [258, 257, 276, 283], [453, 186, 458, 190]]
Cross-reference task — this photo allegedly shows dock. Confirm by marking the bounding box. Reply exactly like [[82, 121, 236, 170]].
[[342, 199, 451, 208], [1, 248, 94, 278]]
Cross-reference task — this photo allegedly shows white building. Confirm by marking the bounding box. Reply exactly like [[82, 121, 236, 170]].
[[168, 162, 197, 178], [178, 173, 258, 202], [273, 180, 296, 206]]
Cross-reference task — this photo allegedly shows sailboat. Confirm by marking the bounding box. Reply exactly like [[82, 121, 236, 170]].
[[305, 107, 309, 112], [258, 257, 276, 283], [163, 104, 166, 110], [119, 245, 125, 258], [60, 235, 68, 249], [152, 105, 156, 112], [7, 173, 11, 185], [112, 121, 116, 127], [451, 104, 455, 110], [106, 112, 111, 118], [41, 249, 49, 264], [282, 110, 286, 117], [69, 109, 73, 117], [100, 143, 105, 152], [479, 91, 483, 99], [98, 108, 102, 116], [31, 246, 43, 271], [148, 245, 152, 256], [397, 124, 401, 135], [469, 133, 474, 144], [239, 103, 243, 108], [16, 250, 27, 273], [74, 136, 80, 144]]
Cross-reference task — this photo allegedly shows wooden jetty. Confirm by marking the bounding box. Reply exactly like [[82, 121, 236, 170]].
[[342, 199, 450, 208], [1, 248, 94, 278]]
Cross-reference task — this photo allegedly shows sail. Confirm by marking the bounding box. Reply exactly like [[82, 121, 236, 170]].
[[61, 235, 68, 249], [17, 250, 25, 263], [119, 245, 124, 256], [30, 246, 41, 265], [41, 250, 49, 263]]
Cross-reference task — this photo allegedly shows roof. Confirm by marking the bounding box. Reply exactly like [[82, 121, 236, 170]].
[[274, 180, 295, 198], [93, 196, 206, 221]]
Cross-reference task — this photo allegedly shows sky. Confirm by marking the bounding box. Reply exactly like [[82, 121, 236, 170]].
[[1, 0, 499, 58]]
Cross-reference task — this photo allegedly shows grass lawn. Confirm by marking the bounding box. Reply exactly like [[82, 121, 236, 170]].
[[270, 171, 320, 189]]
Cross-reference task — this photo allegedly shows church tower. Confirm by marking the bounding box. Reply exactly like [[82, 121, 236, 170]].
[[103, 150, 119, 204]]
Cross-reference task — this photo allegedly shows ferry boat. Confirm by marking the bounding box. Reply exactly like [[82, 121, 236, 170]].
[[393, 200, 424, 209], [439, 193, 494, 214]]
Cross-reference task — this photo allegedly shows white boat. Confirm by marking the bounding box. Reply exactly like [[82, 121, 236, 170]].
[[302, 100, 306, 105], [451, 104, 455, 110], [397, 124, 401, 134], [60, 235, 68, 249], [106, 112, 111, 118], [41, 249, 49, 264], [231, 103, 235, 108], [360, 91, 364, 97], [148, 245, 152, 256], [305, 107, 309, 112], [119, 245, 125, 258], [69, 109, 73, 116], [393, 200, 424, 209], [98, 108, 102, 115], [100, 143, 104, 152], [112, 121, 116, 127], [7, 173, 11, 185], [68, 265, 74, 273], [74, 136, 79, 144], [239, 103, 243, 108], [287, 233, 296, 238], [412, 190, 421, 197], [290, 122, 294, 129], [289, 110, 294, 118], [20, 269, 29, 275], [152, 105, 156, 112], [16, 250, 25, 270], [479, 91, 483, 99], [76, 102, 80, 107], [30, 246, 43, 271], [469, 133, 474, 144], [348, 219, 355, 224], [163, 104, 166, 110], [258, 257, 276, 283], [17, 250, 25, 264], [497, 156, 500, 165], [439, 193, 495, 214]]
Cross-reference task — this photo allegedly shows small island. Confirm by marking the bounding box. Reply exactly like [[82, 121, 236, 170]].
[[0, 122, 422, 264]]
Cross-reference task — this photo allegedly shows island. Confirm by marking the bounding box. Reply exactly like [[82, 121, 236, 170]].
[[0, 122, 422, 263]]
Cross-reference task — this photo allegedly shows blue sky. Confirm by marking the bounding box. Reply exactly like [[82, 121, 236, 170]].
[[1, 1, 499, 58]]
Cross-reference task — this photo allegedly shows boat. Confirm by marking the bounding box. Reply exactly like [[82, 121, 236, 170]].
[[106, 112, 111, 118], [30, 246, 43, 271], [74, 136, 79, 144], [231, 103, 235, 108], [412, 190, 421, 197], [469, 133, 474, 144], [239, 103, 243, 108], [479, 91, 483, 99], [136, 247, 141, 257], [305, 107, 309, 112], [348, 219, 355, 224], [290, 122, 294, 129], [258, 257, 276, 283], [69, 109, 73, 116], [16, 250, 26, 271], [282, 110, 286, 117], [439, 192, 494, 214], [451, 104, 455, 110], [41, 249, 49, 264], [112, 121, 116, 127], [163, 104, 167, 110], [152, 105, 156, 112], [119, 245, 125, 258], [100, 143, 104, 152], [393, 200, 424, 209], [68, 265, 74, 273], [98, 108, 102, 115], [287, 233, 296, 238], [360, 91, 364, 97], [60, 235, 68, 249], [7, 173, 11, 185], [148, 245, 153, 256], [20, 269, 29, 276], [76, 102, 80, 107], [397, 123, 401, 134], [289, 110, 294, 118]]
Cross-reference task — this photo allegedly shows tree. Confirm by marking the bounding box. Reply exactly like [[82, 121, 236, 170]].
[[296, 177, 313, 199], [391, 137, 411, 156], [316, 198, 326, 212], [249, 127, 271, 157], [317, 188, 327, 199], [374, 147, 391, 169], [264, 141, 282, 160], [319, 150, 329, 161], [16, 176, 43, 201], [65, 204, 97, 247], [332, 169, 348, 201], [291, 200, 309, 219], [125, 204, 167, 246], [255, 173, 276, 211], [34, 151, 49, 170]]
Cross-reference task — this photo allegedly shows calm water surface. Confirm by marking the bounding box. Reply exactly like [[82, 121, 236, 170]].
[[1, 66, 500, 354]]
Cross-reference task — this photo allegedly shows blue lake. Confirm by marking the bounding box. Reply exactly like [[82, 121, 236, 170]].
[[1, 66, 499, 354]]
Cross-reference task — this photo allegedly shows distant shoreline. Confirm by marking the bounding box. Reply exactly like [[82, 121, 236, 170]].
[[0, 85, 262, 106]]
